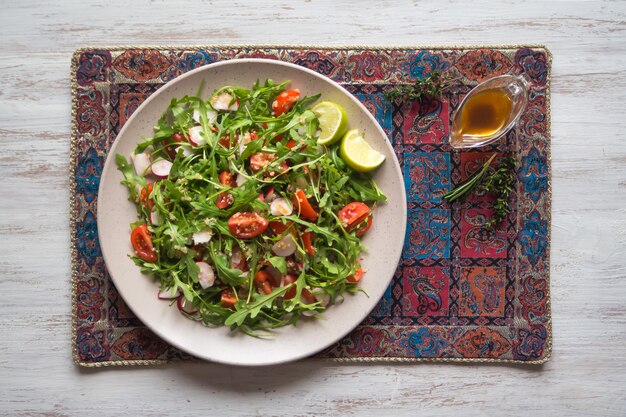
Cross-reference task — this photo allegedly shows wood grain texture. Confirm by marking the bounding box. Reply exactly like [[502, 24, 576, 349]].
[[1, 0, 626, 415]]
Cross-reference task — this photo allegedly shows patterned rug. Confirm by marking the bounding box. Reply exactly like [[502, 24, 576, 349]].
[[71, 45, 552, 366]]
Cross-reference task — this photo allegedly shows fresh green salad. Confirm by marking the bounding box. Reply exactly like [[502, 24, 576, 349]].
[[116, 79, 387, 335]]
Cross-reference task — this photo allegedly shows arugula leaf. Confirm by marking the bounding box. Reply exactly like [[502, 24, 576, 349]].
[[267, 256, 287, 274], [224, 286, 290, 327]]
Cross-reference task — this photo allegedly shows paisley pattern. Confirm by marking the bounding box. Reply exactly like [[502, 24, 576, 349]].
[[403, 97, 449, 145], [404, 50, 451, 80], [455, 49, 513, 82], [345, 51, 389, 82], [110, 328, 169, 360], [76, 50, 111, 86], [453, 327, 511, 358], [459, 267, 506, 317], [71, 46, 551, 365], [402, 266, 449, 316], [112, 49, 171, 82]]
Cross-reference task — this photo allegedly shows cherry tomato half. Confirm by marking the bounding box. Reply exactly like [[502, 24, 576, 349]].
[[283, 274, 297, 299], [220, 289, 237, 308], [249, 152, 275, 172], [338, 202, 370, 232], [215, 193, 234, 209], [216, 171, 236, 209], [228, 212, 269, 239], [302, 231, 316, 256], [140, 183, 154, 211], [254, 270, 274, 295], [219, 170, 236, 187], [355, 215, 373, 238], [218, 135, 237, 149], [130, 224, 157, 263], [163, 132, 186, 159], [272, 89, 300, 116], [347, 266, 364, 283], [269, 220, 293, 236], [293, 189, 318, 222], [301, 288, 316, 304]]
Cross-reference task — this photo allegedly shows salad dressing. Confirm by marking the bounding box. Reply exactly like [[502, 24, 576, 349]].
[[456, 88, 513, 138], [449, 73, 530, 149]]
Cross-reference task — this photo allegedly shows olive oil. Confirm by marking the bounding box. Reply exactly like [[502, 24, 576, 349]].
[[457, 88, 513, 137]]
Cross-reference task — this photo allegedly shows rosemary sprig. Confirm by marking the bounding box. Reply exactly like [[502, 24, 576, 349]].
[[443, 154, 497, 202], [384, 70, 453, 102], [443, 154, 516, 228]]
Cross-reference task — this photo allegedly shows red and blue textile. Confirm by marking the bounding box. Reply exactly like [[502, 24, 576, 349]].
[[71, 46, 551, 365]]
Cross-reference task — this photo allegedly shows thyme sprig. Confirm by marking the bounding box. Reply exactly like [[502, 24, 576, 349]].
[[384, 70, 454, 102], [443, 154, 516, 228]]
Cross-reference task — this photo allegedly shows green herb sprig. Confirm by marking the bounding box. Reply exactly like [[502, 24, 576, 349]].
[[443, 154, 516, 228], [384, 70, 454, 102]]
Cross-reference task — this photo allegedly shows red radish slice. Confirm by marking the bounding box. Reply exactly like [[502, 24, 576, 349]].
[[196, 261, 215, 289], [192, 108, 218, 124], [150, 210, 161, 226], [176, 296, 198, 314], [131, 152, 152, 176], [316, 292, 331, 307], [270, 197, 293, 216], [236, 173, 246, 187], [192, 230, 212, 244], [211, 92, 239, 111], [265, 187, 277, 203], [231, 247, 243, 269], [177, 145, 194, 157], [271, 234, 297, 257], [151, 159, 172, 178], [237, 131, 253, 155], [188, 126, 207, 146], [157, 287, 181, 300]]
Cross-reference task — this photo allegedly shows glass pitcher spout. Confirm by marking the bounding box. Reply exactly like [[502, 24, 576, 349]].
[[449, 73, 530, 150]]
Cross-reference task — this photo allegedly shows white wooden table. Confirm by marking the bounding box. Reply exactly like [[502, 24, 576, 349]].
[[2, 1, 626, 415]]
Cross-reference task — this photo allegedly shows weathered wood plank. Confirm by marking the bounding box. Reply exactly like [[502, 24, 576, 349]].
[[1, 0, 626, 416]]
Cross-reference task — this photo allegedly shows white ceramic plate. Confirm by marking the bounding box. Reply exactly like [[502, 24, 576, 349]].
[[97, 59, 407, 366]]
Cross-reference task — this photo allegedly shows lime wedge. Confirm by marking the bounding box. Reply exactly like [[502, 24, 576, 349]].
[[339, 129, 386, 172], [312, 101, 348, 145]]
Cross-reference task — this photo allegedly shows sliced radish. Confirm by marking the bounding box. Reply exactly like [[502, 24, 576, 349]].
[[265, 187, 277, 203], [270, 197, 293, 216], [157, 286, 181, 300], [177, 296, 198, 314], [192, 108, 218, 124], [131, 152, 152, 176], [151, 159, 173, 179], [236, 173, 247, 187], [231, 247, 243, 269], [211, 92, 239, 111], [150, 210, 161, 226], [297, 126, 307, 136], [316, 292, 331, 307], [177, 145, 194, 157], [188, 126, 207, 146], [196, 261, 215, 289], [271, 234, 297, 257], [237, 131, 252, 156], [192, 229, 212, 244]]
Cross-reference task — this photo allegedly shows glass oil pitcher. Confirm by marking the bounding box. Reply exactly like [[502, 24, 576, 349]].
[[449, 73, 530, 149]]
